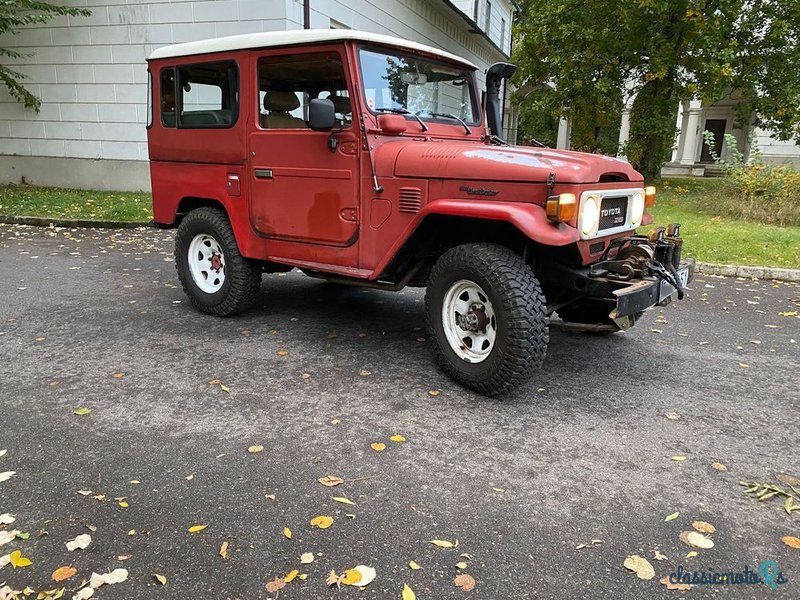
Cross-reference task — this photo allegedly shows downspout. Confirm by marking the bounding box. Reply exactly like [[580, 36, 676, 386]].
[[303, 0, 310, 29]]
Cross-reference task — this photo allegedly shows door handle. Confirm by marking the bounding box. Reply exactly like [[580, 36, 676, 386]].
[[254, 169, 273, 179]]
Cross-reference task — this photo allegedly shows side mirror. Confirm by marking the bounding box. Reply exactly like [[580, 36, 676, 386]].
[[308, 98, 336, 132]]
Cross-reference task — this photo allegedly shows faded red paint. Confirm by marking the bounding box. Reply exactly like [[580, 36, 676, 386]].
[[146, 38, 651, 280]]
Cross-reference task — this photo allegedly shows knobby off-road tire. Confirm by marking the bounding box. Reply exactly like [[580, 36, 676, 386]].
[[175, 207, 262, 317], [425, 243, 549, 396]]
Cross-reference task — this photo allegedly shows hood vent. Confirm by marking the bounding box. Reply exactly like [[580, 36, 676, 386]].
[[399, 187, 423, 213]]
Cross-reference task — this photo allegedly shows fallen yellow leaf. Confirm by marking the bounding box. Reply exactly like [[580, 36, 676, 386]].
[[153, 574, 167, 585], [300, 552, 314, 564], [188, 524, 208, 533], [219, 541, 229, 559], [51, 566, 77, 582], [455, 561, 468, 569], [782, 536, 800, 549], [680, 531, 714, 549], [310, 515, 334, 529], [332, 496, 355, 506], [623, 555, 655, 580], [283, 527, 292, 539], [402, 583, 416, 600], [692, 520, 716, 534], [318, 475, 344, 487], [711, 462, 728, 471], [429, 539, 455, 548], [118, 500, 128, 508], [371, 442, 386, 452], [686, 551, 698, 558], [10, 550, 32, 568], [277, 350, 289, 357], [390, 434, 406, 443], [408, 560, 421, 570], [671, 455, 687, 461], [248, 444, 264, 454], [284, 569, 299, 583], [341, 568, 363, 586]]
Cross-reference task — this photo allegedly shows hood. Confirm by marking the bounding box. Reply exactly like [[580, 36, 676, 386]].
[[392, 142, 642, 184]]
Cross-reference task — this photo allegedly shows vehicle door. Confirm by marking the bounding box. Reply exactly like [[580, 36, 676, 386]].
[[248, 46, 360, 248]]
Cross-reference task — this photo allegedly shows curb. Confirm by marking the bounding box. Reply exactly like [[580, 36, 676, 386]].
[[0, 215, 153, 229], [2, 215, 799, 282], [695, 262, 800, 282]]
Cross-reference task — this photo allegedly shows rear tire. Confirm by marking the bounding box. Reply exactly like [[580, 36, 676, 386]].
[[425, 243, 549, 397], [175, 207, 262, 317]]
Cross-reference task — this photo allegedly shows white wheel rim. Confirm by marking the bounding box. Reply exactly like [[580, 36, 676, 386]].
[[441, 279, 497, 363], [187, 233, 226, 294]]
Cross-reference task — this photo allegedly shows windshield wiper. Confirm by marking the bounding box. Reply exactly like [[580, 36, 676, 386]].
[[421, 111, 472, 135], [375, 107, 428, 132]]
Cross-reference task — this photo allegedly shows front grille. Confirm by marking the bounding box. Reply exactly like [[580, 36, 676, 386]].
[[598, 196, 628, 231]]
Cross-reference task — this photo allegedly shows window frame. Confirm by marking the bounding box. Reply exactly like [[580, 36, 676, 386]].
[[159, 66, 176, 128], [173, 60, 240, 130], [146, 69, 153, 129], [255, 46, 354, 132], [356, 45, 481, 127]]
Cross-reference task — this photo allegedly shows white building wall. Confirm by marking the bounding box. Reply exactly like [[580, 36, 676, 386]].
[[754, 129, 800, 167], [0, 0, 508, 190]]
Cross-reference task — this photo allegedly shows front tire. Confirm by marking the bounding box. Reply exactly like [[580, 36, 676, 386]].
[[175, 207, 262, 317], [425, 243, 549, 396]]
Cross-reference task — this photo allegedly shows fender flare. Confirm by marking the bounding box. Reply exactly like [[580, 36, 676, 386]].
[[369, 198, 580, 279], [416, 199, 580, 246]]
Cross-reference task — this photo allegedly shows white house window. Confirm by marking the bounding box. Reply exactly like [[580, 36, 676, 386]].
[[485, 1, 492, 34], [473, 0, 479, 22], [500, 17, 506, 51]]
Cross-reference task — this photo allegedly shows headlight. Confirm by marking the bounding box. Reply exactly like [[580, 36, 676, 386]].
[[631, 192, 645, 226], [579, 195, 600, 237]]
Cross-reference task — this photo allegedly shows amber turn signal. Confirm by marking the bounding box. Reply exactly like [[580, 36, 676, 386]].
[[546, 193, 576, 223], [644, 185, 656, 207]]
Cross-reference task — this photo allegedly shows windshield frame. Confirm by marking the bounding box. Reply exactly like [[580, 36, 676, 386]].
[[356, 45, 482, 128]]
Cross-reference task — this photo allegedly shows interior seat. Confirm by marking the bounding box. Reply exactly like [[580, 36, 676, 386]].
[[261, 91, 306, 129]]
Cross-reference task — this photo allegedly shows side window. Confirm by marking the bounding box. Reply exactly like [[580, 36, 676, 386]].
[[160, 68, 176, 127], [176, 61, 238, 128], [258, 52, 351, 130]]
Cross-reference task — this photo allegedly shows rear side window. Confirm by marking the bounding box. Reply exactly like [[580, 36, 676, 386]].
[[160, 61, 239, 129], [160, 68, 176, 127]]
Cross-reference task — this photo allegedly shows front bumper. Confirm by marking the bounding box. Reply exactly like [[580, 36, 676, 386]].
[[609, 259, 694, 328]]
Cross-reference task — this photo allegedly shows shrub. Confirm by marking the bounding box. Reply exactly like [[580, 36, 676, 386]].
[[701, 130, 800, 226]]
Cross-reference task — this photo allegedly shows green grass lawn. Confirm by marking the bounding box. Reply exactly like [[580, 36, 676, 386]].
[[0, 184, 152, 222], [1, 179, 798, 268], [646, 177, 800, 268]]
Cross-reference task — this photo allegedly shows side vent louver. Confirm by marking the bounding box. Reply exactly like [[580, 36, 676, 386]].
[[399, 187, 423, 213]]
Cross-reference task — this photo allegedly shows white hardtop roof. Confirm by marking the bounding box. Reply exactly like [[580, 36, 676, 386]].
[[148, 29, 478, 69]]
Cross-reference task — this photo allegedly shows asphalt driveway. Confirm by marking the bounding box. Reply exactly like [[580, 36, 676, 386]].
[[1, 224, 799, 599]]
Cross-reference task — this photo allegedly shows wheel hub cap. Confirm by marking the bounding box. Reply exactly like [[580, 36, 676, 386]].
[[187, 233, 226, 294], [442, 280, 497, 363]]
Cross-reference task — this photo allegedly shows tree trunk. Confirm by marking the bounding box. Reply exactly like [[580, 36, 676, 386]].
[[627, 77, 679, 182]]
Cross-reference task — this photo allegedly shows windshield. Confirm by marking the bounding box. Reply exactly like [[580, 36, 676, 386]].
[[358, 48, 479, 126]]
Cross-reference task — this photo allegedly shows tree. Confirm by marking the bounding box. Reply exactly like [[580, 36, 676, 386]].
[[1, 1, 90, 111], [512, 0, 800, 181]]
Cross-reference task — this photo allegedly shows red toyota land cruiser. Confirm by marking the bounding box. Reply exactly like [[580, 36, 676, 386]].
[[146, 29, 692, 396]]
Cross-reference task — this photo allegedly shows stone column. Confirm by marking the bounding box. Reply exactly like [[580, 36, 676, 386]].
[[678, 100, 703, 165], [617, 108, 631, 157], [556, 117, 570, 150]]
